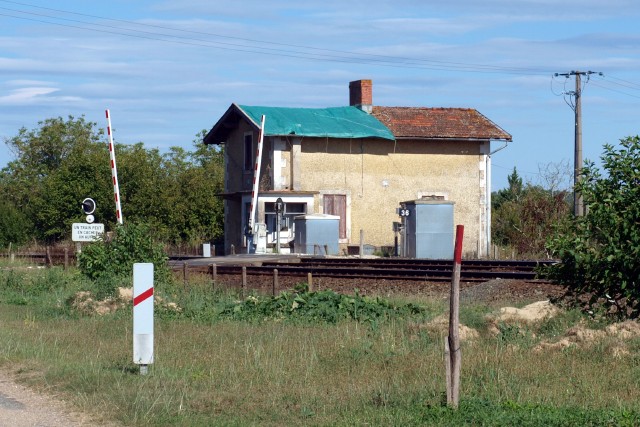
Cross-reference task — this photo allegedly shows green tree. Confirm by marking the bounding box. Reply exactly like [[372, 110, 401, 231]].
[[546, 136, 640, 318], [0, 200, 31, 248], [493, 184, 570, 255], [1, 118, 225, 246], [492, 166, 570, 256], [1, 116, 109, 242], [493, 167, 523, 211]]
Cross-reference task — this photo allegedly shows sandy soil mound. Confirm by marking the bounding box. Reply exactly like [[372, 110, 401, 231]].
[[410, 314, 480, 342], [70, 287, 180, 315], [495, 300, 560, 323], [71, 290, 127, 316], [534, 320, 640, 356]]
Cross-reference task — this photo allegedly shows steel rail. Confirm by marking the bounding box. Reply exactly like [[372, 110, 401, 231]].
[[178, 263, 546, 282]]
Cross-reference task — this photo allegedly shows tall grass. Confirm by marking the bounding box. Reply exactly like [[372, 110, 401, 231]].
[[0, 265, 639, 425]]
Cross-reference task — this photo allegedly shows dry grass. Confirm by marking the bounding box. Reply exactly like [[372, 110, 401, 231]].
[[1, 266, 639, 425], [2, 301, 640, 426]]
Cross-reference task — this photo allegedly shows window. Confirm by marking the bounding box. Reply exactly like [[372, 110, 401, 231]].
[[243, 133, 253, 171], [265, 202, 307, 238], [323, 194, 346, 239]]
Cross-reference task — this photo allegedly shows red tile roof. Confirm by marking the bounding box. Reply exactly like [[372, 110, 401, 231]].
[[372, 106, 512, 141]]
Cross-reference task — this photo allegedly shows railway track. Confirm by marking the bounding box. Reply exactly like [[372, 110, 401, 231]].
[[172, 257, 557, 283], [5, 251, 555, 283]]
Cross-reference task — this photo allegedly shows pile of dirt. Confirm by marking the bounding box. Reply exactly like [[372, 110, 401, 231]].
[[409, 314, 480, 342], [70, 287, 181, 315], [495, 300, 560, 323], [534, 320, 640, 356], [70, 289, 129, 316]]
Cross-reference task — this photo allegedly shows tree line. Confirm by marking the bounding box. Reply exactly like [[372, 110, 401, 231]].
[[2, 116, 639, 317], [0, 116, 224, 247]]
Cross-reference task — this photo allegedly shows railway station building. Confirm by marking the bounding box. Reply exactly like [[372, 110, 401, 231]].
[[204, 79, 512, 258]]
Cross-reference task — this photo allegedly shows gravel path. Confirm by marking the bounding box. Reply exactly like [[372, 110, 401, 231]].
[[0, 370, 115, 427]]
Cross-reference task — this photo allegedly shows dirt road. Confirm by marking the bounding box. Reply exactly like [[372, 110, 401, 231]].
[[0, 370, 105, 427]]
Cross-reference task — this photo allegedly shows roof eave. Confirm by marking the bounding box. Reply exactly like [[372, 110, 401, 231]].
[[394, 135, 512, 142], [204, 103, 262, 145]]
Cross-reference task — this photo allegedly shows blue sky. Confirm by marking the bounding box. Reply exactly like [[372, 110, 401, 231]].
[[1, 0, 638, 190]]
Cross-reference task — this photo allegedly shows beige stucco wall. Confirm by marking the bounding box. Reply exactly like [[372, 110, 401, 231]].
[[222, 126, 489, 257], [298, 138, 486, 257]]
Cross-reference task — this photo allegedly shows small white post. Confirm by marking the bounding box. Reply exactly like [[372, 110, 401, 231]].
[[133, 263, 154, 375]]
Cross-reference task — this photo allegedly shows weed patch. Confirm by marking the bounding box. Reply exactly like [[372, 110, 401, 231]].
[[218, 284, 428, 325]]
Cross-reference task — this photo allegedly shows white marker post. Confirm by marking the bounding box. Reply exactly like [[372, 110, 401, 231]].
[[133, 263, 154, 375]]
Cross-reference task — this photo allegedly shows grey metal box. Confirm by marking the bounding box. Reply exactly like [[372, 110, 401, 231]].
[[293, 214, 340, 255], [403, 200, 454, 259]]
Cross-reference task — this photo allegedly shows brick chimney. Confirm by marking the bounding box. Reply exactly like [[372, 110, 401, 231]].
[[349, 79, 372, 113]]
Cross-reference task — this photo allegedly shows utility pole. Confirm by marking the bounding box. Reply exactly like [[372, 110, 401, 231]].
[[554, 70, 602, 216]]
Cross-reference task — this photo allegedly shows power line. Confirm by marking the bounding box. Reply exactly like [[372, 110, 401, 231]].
[[3, 0, 638, 101], [603, 75, 640, 91], [0, 0, 541, 74], [589, 81, 640, 100], [0, 1, 553, 76]]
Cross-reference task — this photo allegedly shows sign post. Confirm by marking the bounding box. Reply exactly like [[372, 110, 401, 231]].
[[275, 197, 284, 254], [133, 263, 154, 375]]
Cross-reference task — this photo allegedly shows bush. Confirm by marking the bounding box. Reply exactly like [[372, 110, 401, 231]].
[[545, 136, 640, 318], [77, 222, 169, 297]]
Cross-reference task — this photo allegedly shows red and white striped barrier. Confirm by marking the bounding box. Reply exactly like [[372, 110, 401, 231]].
[[105, 109, 123, 225], [247, 114, 265, 234]]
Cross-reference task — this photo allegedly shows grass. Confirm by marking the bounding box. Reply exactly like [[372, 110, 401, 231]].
[[1, 263, 640, 426]]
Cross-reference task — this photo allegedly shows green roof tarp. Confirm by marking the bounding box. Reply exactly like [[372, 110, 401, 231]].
[[238, 105, 395, 141]]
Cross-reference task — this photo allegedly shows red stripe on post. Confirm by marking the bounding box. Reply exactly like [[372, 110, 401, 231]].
[[105, 110, 109, 118], [453, 225, 464, 264], [133, 287, 153, 306]]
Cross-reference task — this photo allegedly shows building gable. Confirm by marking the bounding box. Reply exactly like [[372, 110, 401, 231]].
[[204, 103, 395, 145]]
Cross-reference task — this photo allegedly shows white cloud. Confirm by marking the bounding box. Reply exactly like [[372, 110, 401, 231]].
[[0, 87, 58, 103]]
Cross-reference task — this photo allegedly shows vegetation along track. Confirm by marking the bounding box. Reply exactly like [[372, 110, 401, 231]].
[[171, 257, 557, 283]]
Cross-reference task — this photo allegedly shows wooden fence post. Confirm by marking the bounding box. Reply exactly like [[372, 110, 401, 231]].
[[307, 272, 313, 292], [209, 263, 216, 291], [273, 269, 278, 296], [183, 262, 189, 285], [64, 248, 69, 270], [45, 246, 52, 267], [242, 266, 247, 299], [446, 224, 464, 409]]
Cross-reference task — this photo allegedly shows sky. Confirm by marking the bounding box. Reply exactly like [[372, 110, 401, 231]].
[[1, 0, 638, 191]]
